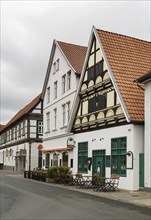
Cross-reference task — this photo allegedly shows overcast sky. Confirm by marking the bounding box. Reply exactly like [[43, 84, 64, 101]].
[[1, 0, 150, 125]]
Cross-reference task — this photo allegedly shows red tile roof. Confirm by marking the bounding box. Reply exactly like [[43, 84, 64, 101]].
[[97, 29, 151, 121], [0, 124, 5, 132], [57, 41, 87, 74], [0, 94, 42, 133]]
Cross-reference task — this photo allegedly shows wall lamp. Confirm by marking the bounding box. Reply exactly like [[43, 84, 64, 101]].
[[126, 151, 133, 169]]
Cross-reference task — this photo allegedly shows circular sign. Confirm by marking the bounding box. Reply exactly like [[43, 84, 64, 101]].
[[37, 144, 43, 150]]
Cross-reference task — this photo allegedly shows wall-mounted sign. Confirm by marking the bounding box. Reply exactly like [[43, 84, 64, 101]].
[[67, 137, 75, 148], [37, 144, 43, 150]]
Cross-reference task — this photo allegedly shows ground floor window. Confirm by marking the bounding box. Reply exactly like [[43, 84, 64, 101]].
[[45, 153, 50, 168], [78, 142, 88, 173], [111, 137, 127, 176], [53, 153, 58, 166]]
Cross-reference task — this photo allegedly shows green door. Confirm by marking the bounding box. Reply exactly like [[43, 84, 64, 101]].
[[92, 150, 105, 177], [139, 153, 144, 187]]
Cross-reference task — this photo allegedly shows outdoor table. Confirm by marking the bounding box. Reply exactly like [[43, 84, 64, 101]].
[[96, 177, 120, 192]]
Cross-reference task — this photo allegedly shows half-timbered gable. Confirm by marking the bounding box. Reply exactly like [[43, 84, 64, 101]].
[[73, 34, 126, 133]]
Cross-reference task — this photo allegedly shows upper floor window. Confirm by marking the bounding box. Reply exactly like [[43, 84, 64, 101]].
[[23, 121, 25, 136], [47, 87, 50, 103], [62, 74, 66, 94], [67, 102, 71, 122], [54, 81, 58, 99], [38, 121, 43, 134], [8, 131, 11, 142], [18, 124, 21, 137], [53, 59, 59, 74], [46, 112, 50, 132], [53, 108, 57, 130], [67, 70, 71, 90], [62, 104, 66, 127], [11, 129, 14, 140], [15, 126, 17, 139], [56, 59, 59, 71]]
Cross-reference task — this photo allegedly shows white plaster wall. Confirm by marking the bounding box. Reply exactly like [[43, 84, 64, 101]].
[[132, 125, 144, 190], [144, 81, 151, 189], [72, 124, 144, 190], [43, 45, 80, 140], [42, 134, 74, 172]]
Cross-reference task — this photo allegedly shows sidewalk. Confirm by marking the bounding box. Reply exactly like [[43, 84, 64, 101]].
[[1, 170, 151, 208], [49, 183, 151, 208]]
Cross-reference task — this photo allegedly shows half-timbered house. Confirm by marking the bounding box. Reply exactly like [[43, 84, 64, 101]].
[[67, 26, 151, 190], [41, 40, 87, 170], [0, 94, 43, 172]]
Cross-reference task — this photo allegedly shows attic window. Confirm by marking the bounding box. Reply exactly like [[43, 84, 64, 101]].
[[53, 59, 59, 74]]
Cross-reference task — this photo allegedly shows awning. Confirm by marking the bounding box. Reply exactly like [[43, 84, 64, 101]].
[[42, 147, 73, 153]]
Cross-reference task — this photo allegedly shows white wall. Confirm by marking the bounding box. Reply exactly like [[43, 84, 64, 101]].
[[72, 124, 144, 190], [144, 80, 151, 190]]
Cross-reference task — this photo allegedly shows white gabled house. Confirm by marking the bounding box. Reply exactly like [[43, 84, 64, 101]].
[[135, 72, 151, 192], [41, 40, 87, 170], [0, 94, 43, 172], [67, 26, 151, 190]]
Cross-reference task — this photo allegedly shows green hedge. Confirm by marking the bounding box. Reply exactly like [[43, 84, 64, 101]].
[[47, 166, 71, 179]]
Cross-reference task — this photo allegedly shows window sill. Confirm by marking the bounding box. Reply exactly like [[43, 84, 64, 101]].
[[52, 129, 57, 132], [60, 126, 67, 129], [45, 131, 50, 134]]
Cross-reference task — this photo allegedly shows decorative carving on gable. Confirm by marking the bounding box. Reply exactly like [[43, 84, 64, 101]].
[[106, 109, 114, 117], [95, 76, 102, 84], [116, 107, 123, 115], [88, 80, 94, 88], [97, 112, 105, 119], [103, 72, 109, 80], [89, 114, 96, 122], [82, 117, 88, 123], [81, 83, 87, 91], [75, 118, 81, 125]]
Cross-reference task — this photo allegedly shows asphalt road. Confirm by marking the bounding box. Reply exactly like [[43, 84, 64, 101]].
[[0, 172, 150, 220]]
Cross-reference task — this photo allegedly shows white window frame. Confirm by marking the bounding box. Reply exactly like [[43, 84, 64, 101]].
[[62, 74, 66, 94], [67, 102, 71, 122], [62, 104, 66, 127], [46, 112, 50, 132], [67, 70, 71, 90], [47, 86, 50, 103], [38, 121, 43, 134], [53, 108, 57, 130], [54, 81, 58, 99], [56, 59, 59, 71]]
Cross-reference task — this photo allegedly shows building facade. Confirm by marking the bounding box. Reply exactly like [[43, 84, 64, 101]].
[[67, 26, 151, 190], [135, 72, 151, 191], [0, 94, 43, 172], [41, 40, 87, 170]]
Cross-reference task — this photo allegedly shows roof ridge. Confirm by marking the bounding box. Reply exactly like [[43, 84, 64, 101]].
[[96, 28, 151, 43]]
